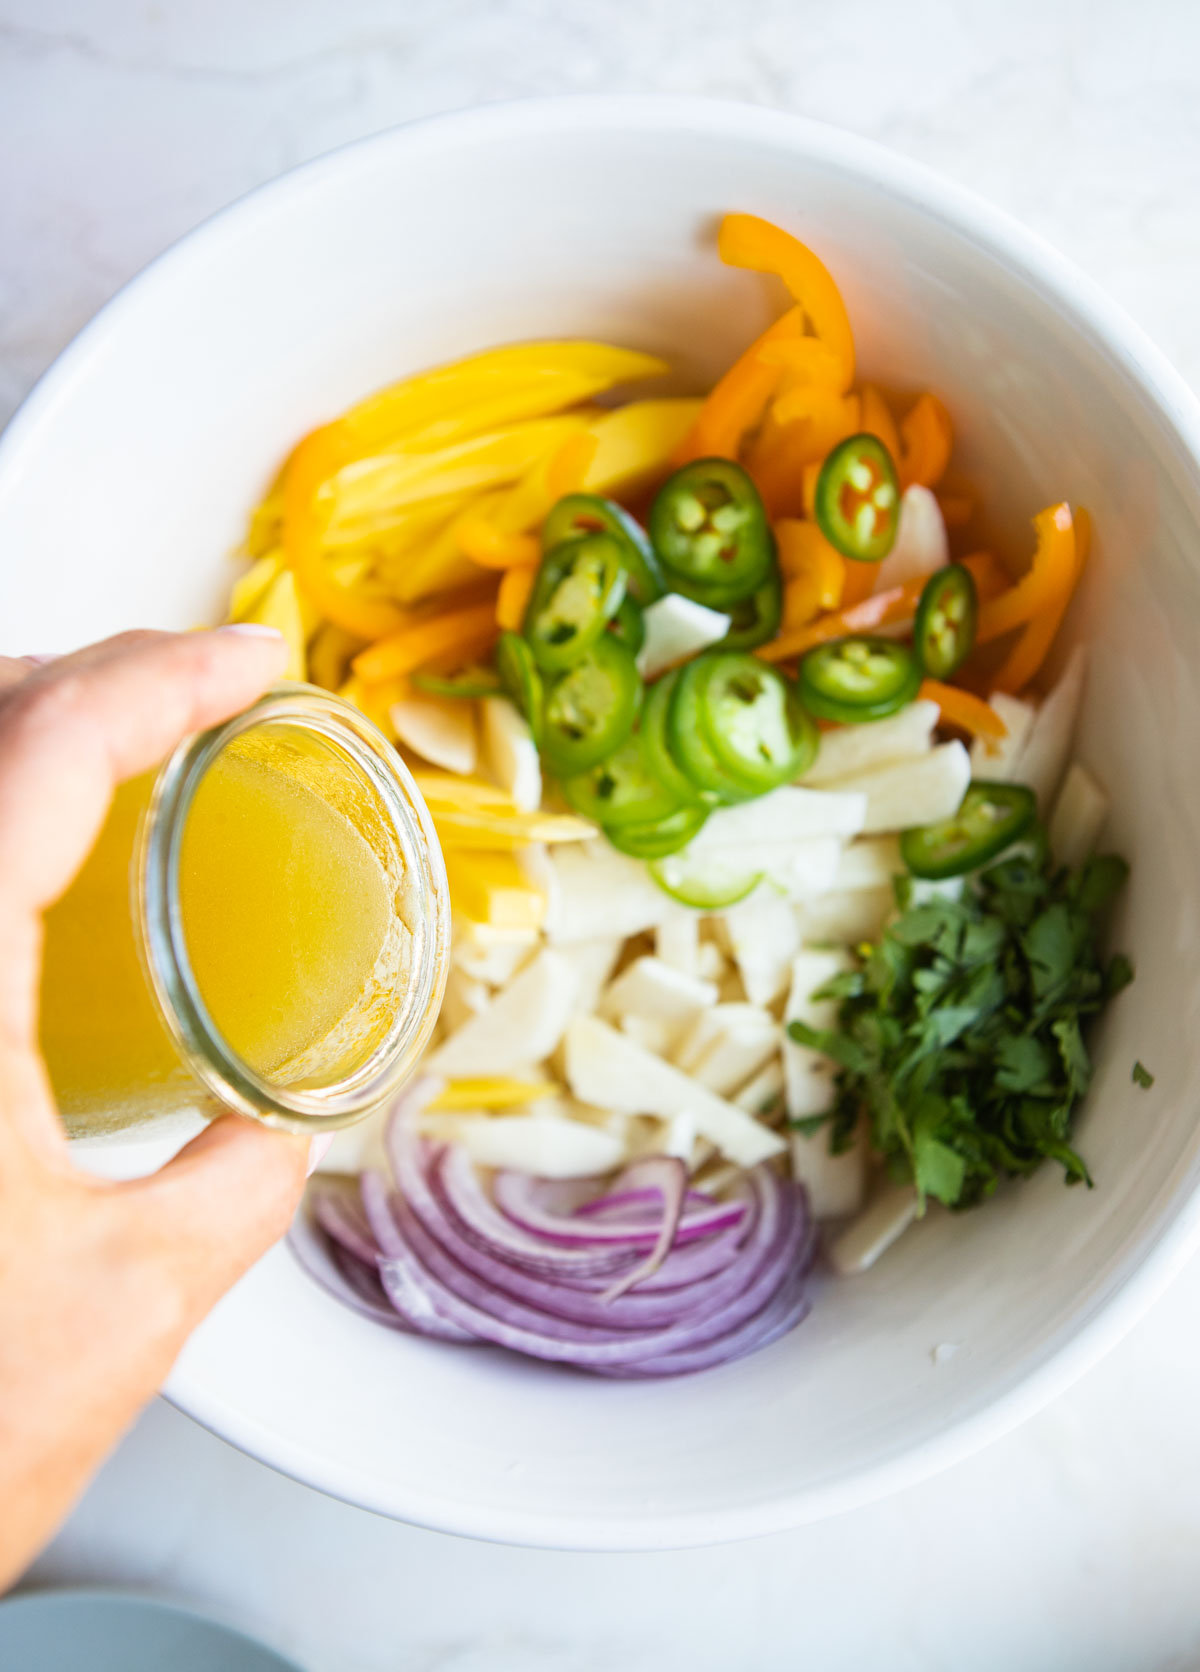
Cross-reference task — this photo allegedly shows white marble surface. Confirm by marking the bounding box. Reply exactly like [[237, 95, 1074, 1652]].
[[6, 0, 1200, 1666]]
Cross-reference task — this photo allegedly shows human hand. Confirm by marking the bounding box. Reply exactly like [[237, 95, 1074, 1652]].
[[0, 629, 317, 1593]]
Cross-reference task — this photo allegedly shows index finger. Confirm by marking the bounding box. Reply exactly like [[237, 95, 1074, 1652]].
[[0, 626, 287, 1045]]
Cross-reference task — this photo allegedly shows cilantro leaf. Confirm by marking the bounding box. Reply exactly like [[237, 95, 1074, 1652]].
[[1051, 1016, 1092, 1099], [805, 827, 1131, 1212], [993, 1032, 1057, 1094], [914, 1133, 967, 1207], [1132, 1061, 1154, 1089]]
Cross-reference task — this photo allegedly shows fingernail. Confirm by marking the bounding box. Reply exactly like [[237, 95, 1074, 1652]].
[[306, 1134, 334, 1177], [24, 653, 60, 665], [220, 623, 286, 641]]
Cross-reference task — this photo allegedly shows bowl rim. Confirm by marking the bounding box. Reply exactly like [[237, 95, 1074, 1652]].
[[9, 93, 1200, 1550]]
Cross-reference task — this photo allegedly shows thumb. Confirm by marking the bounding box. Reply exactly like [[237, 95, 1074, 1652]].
[[129, 1114, 312, 1319]]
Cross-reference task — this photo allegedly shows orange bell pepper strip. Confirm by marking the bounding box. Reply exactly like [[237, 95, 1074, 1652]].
[[937, 492, 975, 530], [860, 385, 901, 462], [918, 679, 1008, 740], [898, 394, 953, 490], [756, 574, 929, 664], [283, 423, 409, 640], [839, 559, 878, 611], [992, 507, 1089, 693], [495, 563, 538, 633], [674, 307, 805, 465], [959, 550, 1010, 603], [745, 409, 844, 518], [718, 215, 855, 392], [976, 504, 1076, 647], [772, 384, 858, 439], [758, 336, 844, 388], [457, 519, 540, 570], [800, 460, 821, 520], [351, 602, 499, 684], [547, 430, 599, 501], [775, 519, 845, 595], [775, 520, 845, 626]]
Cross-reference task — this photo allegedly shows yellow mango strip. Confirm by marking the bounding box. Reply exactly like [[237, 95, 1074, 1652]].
[[322, 488, 474, 552], [386, 421, 594, 603], [443, 849, 546, 930], [242, 448, 294, 557], [775, 520, 845, 625], [236, 567, 308, 680], [455, 429, 597, 574], [352, 601, 499, 684], [385, 377, 639, 456], [581, 398, 703, 496], [495, 563, 538, 632], [413, 772, 516, 809], [860, 385, 901, 462], [284, 423, 408, 640], [340, 342, 668, 451], [428, 1078, 561, 1112], [432, 807, 596, 849], [244, 494, 284, 559], [976, 504, 1075, 647], [385, 522, 493, 604], [718, 214, 855, 391], [898, 394, 953, 489], [325, 551, 372, 595], [453, 403, 682, 592], [307, 621, 365, 692], [329, 417, 590, 526], [674, 309, 805, 465], [485, 449, 570, 537], [992, 508, 1088, 694], [228, 551, 283, 621]]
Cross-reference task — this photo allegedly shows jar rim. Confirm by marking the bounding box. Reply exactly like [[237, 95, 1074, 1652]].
[[137, 683, 450, 1130]]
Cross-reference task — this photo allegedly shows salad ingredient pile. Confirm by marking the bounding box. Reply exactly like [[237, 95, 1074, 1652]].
[[230, 211, 1135, 1378]]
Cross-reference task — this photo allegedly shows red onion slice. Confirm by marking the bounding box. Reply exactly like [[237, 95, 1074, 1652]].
[[596, 1281, 813, 1378], [417, 1150, 765, 1328], [362, 1169, 478, 1343], [310, 1175, 380, 1266], [290, 1080, 814, 1377], [432, 1143, 646, 1279], [287, 1194, 406, 1330], [596, 1156, 688, 1303], [385, 1145, 801, 1369], [491, 1169, 746, 1246], [439, 1144, 755, 1292]]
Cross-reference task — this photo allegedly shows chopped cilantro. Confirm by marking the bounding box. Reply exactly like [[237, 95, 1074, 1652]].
[[1132, 1061, 1154, 1090], [788, 833, 1132, 1212]]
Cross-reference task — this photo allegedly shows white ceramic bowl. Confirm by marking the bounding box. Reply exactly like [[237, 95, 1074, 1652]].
[[3, 98, 1200, 1551]]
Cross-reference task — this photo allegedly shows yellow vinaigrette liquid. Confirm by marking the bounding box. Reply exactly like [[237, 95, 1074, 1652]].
[[40, 724, 410, 1135]]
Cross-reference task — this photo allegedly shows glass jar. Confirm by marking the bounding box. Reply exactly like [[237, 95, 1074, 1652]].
[[39, 685, 450, 1138]]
